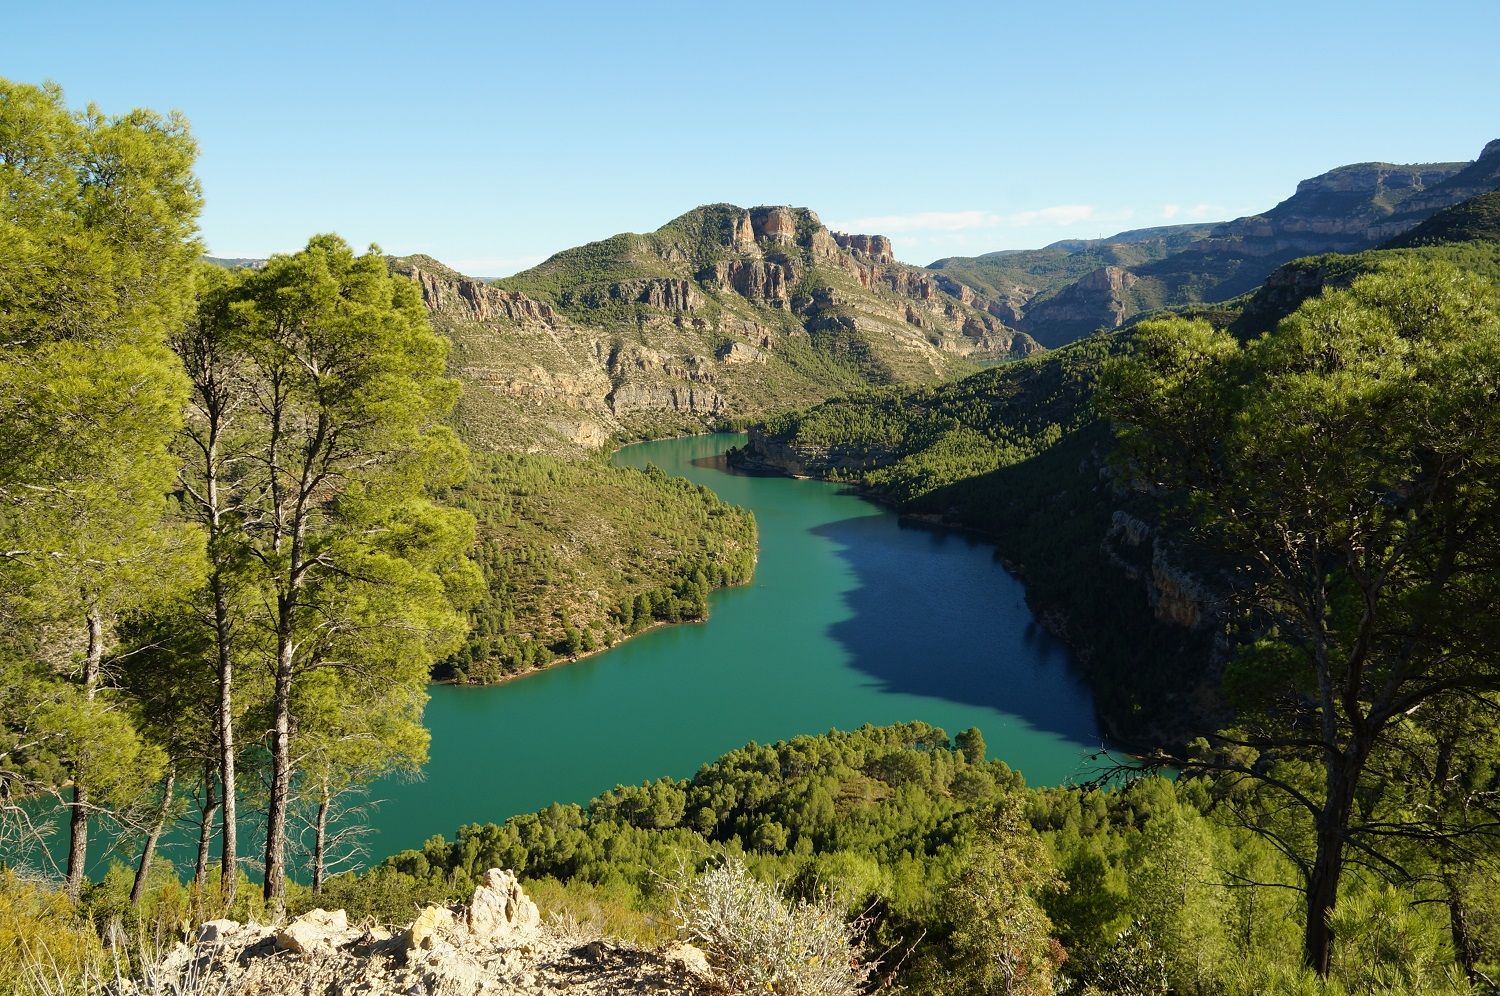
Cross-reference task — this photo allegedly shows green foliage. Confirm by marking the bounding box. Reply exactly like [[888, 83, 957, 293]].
[[0, 872, 104, 996], [0, 77, 205, 887], [1101, 257, 1500, 973], [435, 453, 755, 682]]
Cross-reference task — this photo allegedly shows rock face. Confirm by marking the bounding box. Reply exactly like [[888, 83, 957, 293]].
[[1104, 511, 1222, 631], [125, 870, 715, 996], [834, 231, 895, 262], [933, 139, 1500, 347], [392, 203, 1039, 456], [733, 426, 899, 479], [468, 868, 541, 940], [1021, 265, 1140, 347]]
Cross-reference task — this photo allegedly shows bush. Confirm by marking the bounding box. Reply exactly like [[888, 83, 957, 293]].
[[0, 872, 103, 996], [670, 858, 878, 996]]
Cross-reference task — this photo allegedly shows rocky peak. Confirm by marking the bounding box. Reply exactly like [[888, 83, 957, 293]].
[[751, 205, 800, 244], [833, 231, 895, 263], [1288, 161, 1463, 199], [1480, 138, 1500, 161]]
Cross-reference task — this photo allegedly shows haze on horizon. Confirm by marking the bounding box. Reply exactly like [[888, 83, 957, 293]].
[[5, 0, 1496, 276]]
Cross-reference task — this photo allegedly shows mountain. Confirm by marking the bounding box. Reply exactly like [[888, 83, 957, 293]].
[[930, 140, 1499, 346], [1382, 187, 1500, 249], [392, 205, 1038, 455]]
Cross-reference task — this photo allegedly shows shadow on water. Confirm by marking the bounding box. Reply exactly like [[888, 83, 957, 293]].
[[810, 513, 1102, 746]]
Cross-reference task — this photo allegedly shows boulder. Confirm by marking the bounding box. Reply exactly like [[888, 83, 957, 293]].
[[662, 941, 714, 979], [467, 868, 540, 941], [196, 919, 240, 945], [405, 905, 455, 952], [275, 908, 348, 956]]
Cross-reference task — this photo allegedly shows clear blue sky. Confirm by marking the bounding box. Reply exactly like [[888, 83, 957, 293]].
[[7, 1, 1496, 274]]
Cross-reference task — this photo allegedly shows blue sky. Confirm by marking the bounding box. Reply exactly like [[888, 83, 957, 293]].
[[6, 1, 1496, 275]]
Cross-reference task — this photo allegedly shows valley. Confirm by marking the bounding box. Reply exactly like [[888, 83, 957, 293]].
[[7, 57, 1500, 993]]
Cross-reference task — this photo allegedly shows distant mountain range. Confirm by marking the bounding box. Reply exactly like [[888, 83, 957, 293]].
[[208, 138, 1500, 454], [930, 138, 1500, 346]]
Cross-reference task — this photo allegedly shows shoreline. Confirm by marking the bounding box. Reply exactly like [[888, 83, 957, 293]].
[[431, 583, 751, 690], [436, 430, 756, 690], [723, 444, 1161, 756]]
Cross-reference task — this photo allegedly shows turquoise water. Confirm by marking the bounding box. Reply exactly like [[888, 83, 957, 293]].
[[361, 433, 1101, 861]]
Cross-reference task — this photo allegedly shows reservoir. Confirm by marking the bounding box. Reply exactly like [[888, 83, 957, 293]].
[[363, 433, 1101, 861]]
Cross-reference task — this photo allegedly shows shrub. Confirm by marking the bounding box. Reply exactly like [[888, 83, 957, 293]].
[[670, 858, 878, 996]]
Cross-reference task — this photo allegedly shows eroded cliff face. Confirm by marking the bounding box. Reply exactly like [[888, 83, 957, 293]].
[[732, 425, 898, 478], [1020, 266, 1141, 347], [1104, 510, 1222, 632], [394, 204, 1040, 455], [947, 140, 1500, 346]]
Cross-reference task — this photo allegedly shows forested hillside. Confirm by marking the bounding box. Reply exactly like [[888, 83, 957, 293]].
[[437, 454, 755, 682], [308, 722, 1496, 994]]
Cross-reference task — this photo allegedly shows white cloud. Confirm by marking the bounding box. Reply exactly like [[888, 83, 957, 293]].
[[827, 204, 1101, 235], [447, 254, 549, 278], [1008, 204, 1098, 227]]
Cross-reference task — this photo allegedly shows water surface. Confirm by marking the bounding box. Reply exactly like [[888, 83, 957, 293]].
[[363, 433, 1101, 859]]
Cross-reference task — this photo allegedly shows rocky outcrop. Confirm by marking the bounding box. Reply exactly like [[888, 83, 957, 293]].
[[129, 870, 714, 996], [1021, 265, 1139, 346], [1104, 510, 1222, 631], [701, 258, 793, 303], [731, 426, 897, 478], [718, 341, 767, 365], [275, 908, 349, 957], [833, 232, 895, 263], [751, 205, 800, 244], [467, 868, 541, 941], [567, 278, 702, 312], [940, 139, 1499, 348], [390, 201, 1043, 456]]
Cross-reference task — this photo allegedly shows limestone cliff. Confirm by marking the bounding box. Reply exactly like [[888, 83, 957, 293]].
[[393, 203, 1039, 455], [934, 139, 1500, 347]]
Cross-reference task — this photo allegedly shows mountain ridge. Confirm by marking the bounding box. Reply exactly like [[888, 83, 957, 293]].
[[929, 140, 1498, 346], [398, 204, 1039, 455]]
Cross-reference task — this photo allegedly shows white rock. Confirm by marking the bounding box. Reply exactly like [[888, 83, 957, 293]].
[[467, 868, 539, 941], [275, 907, 348, 956], [663, 941, 714, 978], [406, 904, 456, 951], [196, 919, 241, 945]]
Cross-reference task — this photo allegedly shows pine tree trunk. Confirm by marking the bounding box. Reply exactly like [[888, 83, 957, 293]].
[[262, 623, 295, 909], [195, 768, 218, 889], [1446, 870, 1481, 983], [212, 573, 238, 907], [65, 612, 104, 901], [1304, 759, 1358, 975], [66, 782, 90, 901], [131, 765, 176, 906], [312, 784, 329, 895]]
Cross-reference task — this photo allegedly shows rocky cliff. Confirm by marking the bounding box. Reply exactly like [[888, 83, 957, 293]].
[[393, 204, 1039, 455], [127, 870, 715, 996], [931, 140, 1500, 347]]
